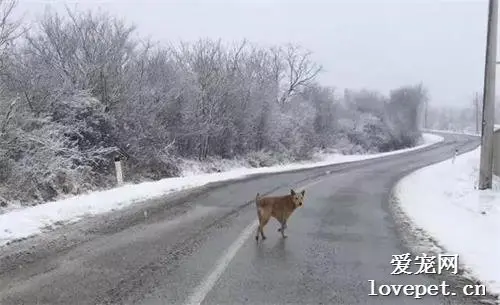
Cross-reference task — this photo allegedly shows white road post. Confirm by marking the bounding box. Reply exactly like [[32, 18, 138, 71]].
[[114, 155, 124, 186]]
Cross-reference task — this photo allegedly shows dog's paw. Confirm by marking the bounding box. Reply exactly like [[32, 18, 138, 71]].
[[282, 235, 288, 239]]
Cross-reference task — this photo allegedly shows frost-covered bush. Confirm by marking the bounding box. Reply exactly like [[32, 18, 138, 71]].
[[0, 92, 118, 204], [0, 5, 428, 206], [245, 150, 294, 168]]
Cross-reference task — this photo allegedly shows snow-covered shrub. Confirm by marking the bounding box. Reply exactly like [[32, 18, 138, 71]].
[[0, 5, 429, 206], [0, 91, 119, 204], [245, 150, 290, 168]]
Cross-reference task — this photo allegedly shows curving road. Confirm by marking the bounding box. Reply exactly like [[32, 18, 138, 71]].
[[0, 133, 496, 305]]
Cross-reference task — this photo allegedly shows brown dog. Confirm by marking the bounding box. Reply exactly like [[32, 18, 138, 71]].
[[255, 189, 305, 241]]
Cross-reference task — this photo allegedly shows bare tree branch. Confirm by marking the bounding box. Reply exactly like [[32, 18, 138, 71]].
[[0, 0, 22, 50]]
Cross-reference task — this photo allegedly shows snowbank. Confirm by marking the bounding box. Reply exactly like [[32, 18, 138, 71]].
[[0, 133, 443, 247], [395, 146, 500, 296], [422, 128, 480, 136]]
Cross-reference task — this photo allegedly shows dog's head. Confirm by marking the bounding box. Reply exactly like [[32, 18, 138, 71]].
[[290, 189, 305, 208]]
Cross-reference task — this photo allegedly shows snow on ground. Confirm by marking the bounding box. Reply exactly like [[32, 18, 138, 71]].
[[423, 128, 480, 137], [0, 133, 444, 247], [395, 146, 500, 297]]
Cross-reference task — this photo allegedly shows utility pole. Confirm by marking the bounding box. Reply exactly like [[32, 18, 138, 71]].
[[474, 92, 481, 135], [479, 0, 498, 190]]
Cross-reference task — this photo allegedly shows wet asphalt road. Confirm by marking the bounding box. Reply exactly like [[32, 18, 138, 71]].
[[0, 133, 496, 305]]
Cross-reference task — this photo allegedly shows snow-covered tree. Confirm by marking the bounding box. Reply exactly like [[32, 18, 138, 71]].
[[0, 6, 429, 206]]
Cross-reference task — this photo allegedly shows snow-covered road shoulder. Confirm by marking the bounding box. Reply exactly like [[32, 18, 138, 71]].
[[0, 133, 444, 247], [394, 146, 500, 297]]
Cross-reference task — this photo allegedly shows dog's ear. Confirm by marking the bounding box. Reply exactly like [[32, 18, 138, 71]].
[[301, 190, 305, 196], [290, 189, 296, 196]]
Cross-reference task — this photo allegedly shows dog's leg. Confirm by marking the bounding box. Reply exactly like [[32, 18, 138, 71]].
[[279, 220, 288, 238], [277, 219, 287, 231], [260, 224, 267, 240], [256, 223, 266, 241], [257, 224, 266, 240], [280, 225, 287, 238], [281, 230, 287, 238], [255, 216, 260, 241], [256, 214, 262, 241], [255, 196, 261, 241], [256, 212, 269, 241], [259, 214, 270, 240]]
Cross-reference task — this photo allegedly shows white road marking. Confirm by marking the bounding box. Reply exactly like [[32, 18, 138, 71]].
[[184, 178, 328, 305], [185, 219, 258, 305]]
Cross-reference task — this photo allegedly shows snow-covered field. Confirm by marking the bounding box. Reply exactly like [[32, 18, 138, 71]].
[[395, 146, 500, 297], [0, 133, 443, 247]]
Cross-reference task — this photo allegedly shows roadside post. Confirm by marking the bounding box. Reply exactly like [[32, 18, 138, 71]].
[[114, 155, 124, 186]]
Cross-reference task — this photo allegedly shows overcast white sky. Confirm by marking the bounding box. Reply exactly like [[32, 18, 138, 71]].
[[13, 0, 495, 108]]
